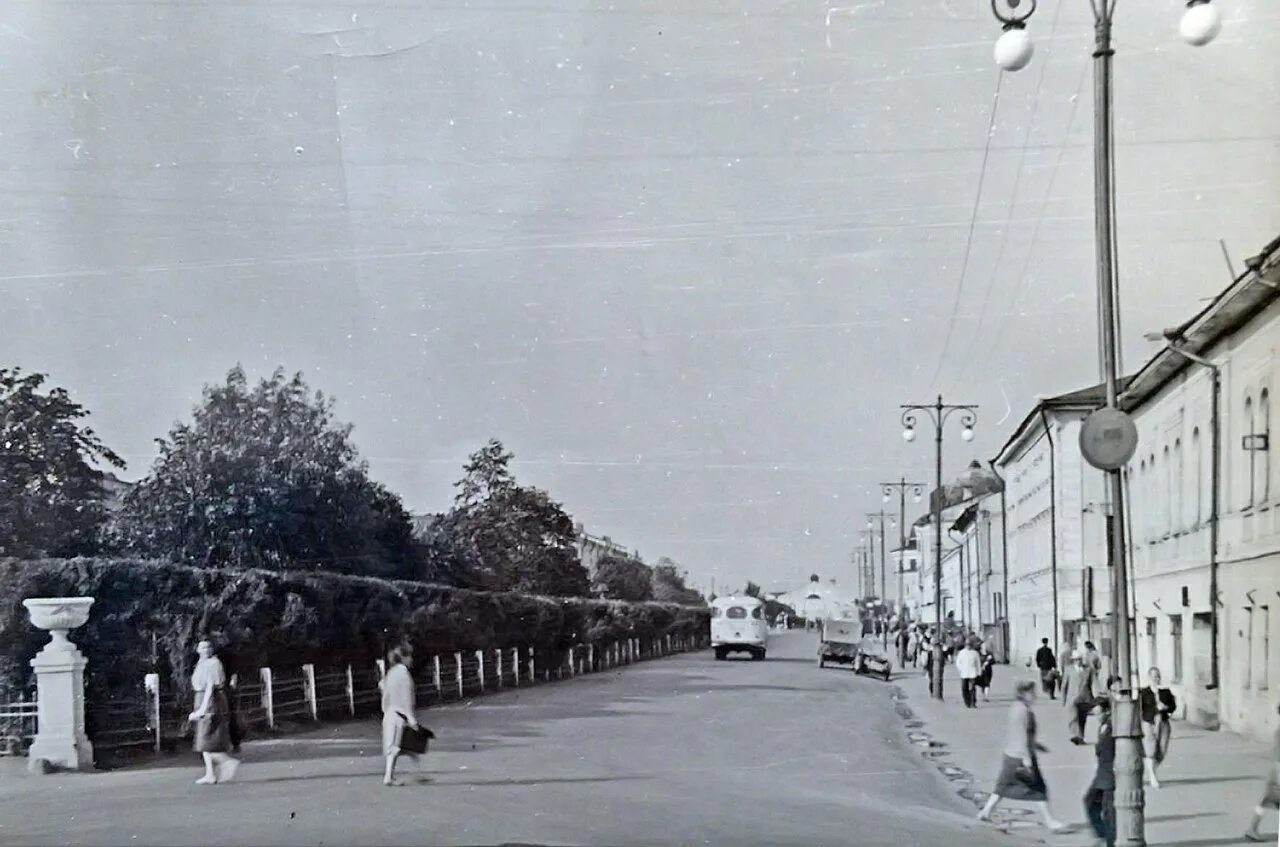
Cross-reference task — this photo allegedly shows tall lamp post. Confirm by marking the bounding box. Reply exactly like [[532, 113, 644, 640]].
[[866, 511, 894, 644], [987, 2, 1220, 843], [901, 397, 977, 702], [882, 479, 925, 624]]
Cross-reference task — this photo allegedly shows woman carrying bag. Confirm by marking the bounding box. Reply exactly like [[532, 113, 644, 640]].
[[381, 641, 430, 787]]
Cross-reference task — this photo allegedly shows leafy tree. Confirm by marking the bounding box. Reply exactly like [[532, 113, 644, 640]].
[[594, 554, 654, 602], [113, 367, 417, 577], [743, 581, 762, 598], [651, 558, 706, 606], [0, 368, 125, 557], [440, 440, 590, 597]]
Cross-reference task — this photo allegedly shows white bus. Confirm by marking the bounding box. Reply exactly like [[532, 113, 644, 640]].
[[710, 595, 768, 661]]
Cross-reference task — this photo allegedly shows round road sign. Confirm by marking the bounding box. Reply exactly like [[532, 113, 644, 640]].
[[1079, 406, 1139, 471]]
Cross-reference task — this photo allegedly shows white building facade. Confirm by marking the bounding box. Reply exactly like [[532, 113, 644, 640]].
[[1119, 236, 1280, 741], [995, 390, 1115, 670]]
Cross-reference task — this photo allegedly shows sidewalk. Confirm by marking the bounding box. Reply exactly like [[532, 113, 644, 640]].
[[890, 663, 1273, 846]]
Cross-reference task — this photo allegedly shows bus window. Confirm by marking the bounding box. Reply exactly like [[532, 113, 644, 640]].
[[726, 607, 747, 619]]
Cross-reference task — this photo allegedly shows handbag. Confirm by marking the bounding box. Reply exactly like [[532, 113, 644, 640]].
[[396, 713, 435, 756]]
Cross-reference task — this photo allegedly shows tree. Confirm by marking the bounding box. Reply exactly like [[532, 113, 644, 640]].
[[743, 581, 762, 598], [439, 440, 590, 597], [594, 554, 654, 602], [113, 367, 417, 577], [0, 368, 125, 557], [651, 558, 706, 606]]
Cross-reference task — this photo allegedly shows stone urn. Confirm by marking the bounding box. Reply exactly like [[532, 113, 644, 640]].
[[23, 598, 95, 654], [23, 597, 95, 771]]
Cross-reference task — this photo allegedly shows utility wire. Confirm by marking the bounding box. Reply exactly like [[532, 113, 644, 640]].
[[952, 0, 1066, 396], [927, 69, 1006, 390]]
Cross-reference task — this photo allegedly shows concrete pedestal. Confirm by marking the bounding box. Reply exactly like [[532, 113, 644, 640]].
[[28, 641, 94, 772]]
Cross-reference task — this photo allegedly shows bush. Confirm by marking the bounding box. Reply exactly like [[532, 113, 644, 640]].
[[0, 558, 708, 703]]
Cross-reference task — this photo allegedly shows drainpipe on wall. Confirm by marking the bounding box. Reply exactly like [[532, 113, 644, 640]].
[[989, 461, 1012, 664], [1039, 408, 1062, 659]]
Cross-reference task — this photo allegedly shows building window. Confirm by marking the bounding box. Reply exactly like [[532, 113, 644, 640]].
[[1244, 607, 1254, 689], [1262, 389, 1272, 503], [1262, 605, 1271, 691], [1163, 444, 1172, 534], [1192, 428, 1203, 526], [1138, 459, 1149, 541], [1146, 617, 1158, 672], [1174, 438, 1184, 532], [1170, 614, 1184, 683], [1245, 395, 1256, 508]]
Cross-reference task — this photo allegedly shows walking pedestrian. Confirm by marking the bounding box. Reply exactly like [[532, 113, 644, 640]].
[[907, 628, 920, 668], [1062, 652, 1098, 745], [1244, 702, 1280, 842], [188, 639, 240, 785], [1138, 667, 1176, 789], [957, 638, 982, 708], [381, 641, 422, 787], [1083, 697, 1116, 847], [977, 641, 997, 703], [1035, 638, 1058, 700], [977, 679, 1068, 833], [922, 636, 935, 696]]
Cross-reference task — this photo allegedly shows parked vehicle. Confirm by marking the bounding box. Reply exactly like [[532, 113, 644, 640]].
[[710, 596, 768, 660], [816, 617, 861, 670]]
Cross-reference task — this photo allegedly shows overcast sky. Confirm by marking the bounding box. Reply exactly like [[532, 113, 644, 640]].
[[2, 0, 1277, 593]]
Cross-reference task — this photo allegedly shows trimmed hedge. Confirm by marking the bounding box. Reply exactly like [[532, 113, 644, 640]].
[[0, 558, 709, 702]]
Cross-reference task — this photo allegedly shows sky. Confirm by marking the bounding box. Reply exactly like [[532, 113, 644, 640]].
[[2, 0, 1277, 595]]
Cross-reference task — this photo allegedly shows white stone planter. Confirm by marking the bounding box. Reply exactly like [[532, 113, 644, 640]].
[[23, 597, 95, 772], [23, 598, 94, 655]]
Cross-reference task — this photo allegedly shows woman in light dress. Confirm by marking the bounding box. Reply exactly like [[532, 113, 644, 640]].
[[381, 641, 423, 787], [189, 639, 240, 785], [977, 679, 1068, 833]]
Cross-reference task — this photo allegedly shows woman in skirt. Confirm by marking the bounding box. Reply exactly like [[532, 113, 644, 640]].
[[977, 679, 1068, 832], [381, 641, 422, 787], [976, 641, 997, 703], [189, 639, 240, 785]]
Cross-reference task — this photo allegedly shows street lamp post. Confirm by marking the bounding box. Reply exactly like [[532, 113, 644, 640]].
[[987, 2, 1219, 843], [881, 479, 924, 625], [901, 397, 977, 702], [866, 511, 894, 645]]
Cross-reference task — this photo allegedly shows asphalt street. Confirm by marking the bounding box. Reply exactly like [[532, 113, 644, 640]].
[[0, 632, 1028, 846]]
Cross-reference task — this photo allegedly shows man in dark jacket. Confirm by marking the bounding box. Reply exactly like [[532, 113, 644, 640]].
[[1035, 638, 1058, 700], [1084, 686, 1118, 847]]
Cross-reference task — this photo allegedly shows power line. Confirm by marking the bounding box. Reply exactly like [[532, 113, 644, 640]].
[[950, 0, 1066, 394], [926, 68, 1005, 390]]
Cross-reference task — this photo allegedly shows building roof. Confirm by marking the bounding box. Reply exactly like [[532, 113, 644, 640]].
[[1120, 234, 1280, 409], [992, 377, 1133, 467]]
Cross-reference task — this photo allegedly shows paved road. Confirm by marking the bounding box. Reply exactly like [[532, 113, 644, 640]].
[[0, 632, 1026, 846]]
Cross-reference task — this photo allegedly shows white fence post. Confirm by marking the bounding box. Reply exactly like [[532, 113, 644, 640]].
[[528, 647, 535, 682], [587, 644, 595, 672], [260, 667, 275, 730], [455, 652, 464, 698], [512, 648, 520, 685], [144, 673, 161, 753], [494, 649, 503, 689], [476, 650, 486, 691], [345, 665, 356, 716], [567, 646, 575, 676], [432, 656, 443, 698], [302, 664, 318, 720]]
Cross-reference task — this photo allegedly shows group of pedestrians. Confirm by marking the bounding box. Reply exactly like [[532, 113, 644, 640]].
[[969, 637, 1280, 846]]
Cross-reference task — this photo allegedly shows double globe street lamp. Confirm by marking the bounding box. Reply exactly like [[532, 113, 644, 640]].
[[901, 398, 977, 703], [985, 3, 1220, 845]]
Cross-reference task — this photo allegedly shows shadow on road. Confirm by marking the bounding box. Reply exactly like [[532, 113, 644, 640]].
[[1158, 775, 1257, 786]]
